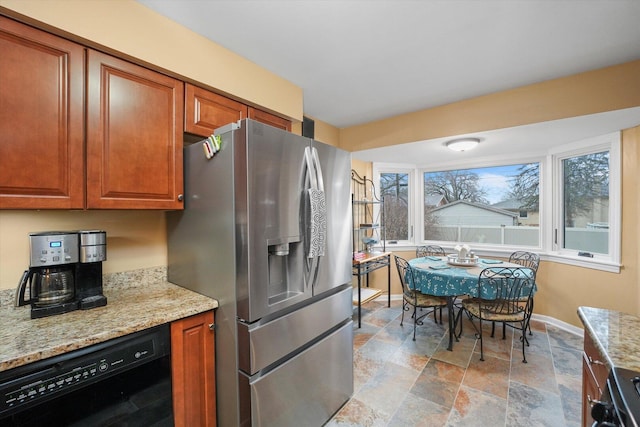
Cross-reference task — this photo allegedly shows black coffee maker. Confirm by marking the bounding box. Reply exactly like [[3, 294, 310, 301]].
[[15, 230, 108, 319]]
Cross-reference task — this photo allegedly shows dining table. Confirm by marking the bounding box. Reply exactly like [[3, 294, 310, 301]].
[[407, 255, 535, 351]]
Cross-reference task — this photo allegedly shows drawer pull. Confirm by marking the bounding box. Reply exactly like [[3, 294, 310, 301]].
[[588, 355, 605, 366]]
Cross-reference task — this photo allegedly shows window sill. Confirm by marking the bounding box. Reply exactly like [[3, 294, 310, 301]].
[[384, 244, 621, 273]]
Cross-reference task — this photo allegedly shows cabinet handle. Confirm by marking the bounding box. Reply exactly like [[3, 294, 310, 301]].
[[587, 394, 604, 408], [588, 355, 605, 366], [177, 194, 184, 202], [208, 323, 215, 331]]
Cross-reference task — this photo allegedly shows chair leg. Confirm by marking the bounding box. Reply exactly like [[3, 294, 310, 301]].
[[527, 299, 534, 336], [478, 317, 484, 361], [412, 306, 417, 341], [490, 321, 495, 338], [521, 321, 528, 363], [502, 322, 506, 340], [400, 301, 406, 326]]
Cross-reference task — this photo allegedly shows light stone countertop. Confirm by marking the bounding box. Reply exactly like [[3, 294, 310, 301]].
[[578, 306, 640, 372], [0, 267, 218, 372]]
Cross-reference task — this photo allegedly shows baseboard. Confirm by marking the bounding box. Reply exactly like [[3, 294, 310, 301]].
[[375, 294, 583, 336]]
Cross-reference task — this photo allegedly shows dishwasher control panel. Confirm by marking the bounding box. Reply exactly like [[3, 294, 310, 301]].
[[0, 325, 170, 417]]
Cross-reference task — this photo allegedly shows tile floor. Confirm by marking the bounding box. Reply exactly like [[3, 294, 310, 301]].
[[327, 299, 584, 427]]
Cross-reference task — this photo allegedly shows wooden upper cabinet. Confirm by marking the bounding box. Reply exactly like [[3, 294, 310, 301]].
[[248, 107, 291, 132], [87, 50, 184, 209], [0, 16, 85, 209], [185, 83, 247, 137]]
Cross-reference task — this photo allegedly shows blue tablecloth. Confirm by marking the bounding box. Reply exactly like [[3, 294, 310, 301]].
[[407, 256, 535, 298]]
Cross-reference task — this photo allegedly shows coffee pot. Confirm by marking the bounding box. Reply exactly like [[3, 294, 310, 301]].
[[16, 266, 75, 307], [15, 230, 107, 319]]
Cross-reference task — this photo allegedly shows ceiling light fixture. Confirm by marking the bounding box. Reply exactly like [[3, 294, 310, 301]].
[[445, 137, 480, 152]]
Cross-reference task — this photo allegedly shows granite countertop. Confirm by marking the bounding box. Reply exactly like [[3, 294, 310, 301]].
[[0, 267, 218, 373], [578, 306, 640, 373]]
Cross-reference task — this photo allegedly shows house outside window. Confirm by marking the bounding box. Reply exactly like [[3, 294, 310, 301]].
[[372, 131, 621, 272], [422, 163, 540, 247]]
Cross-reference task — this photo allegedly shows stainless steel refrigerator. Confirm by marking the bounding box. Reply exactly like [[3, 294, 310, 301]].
[[167, 119, 353, 427]]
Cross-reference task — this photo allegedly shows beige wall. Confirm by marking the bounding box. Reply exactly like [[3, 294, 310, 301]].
[[0, 211, 167, 288], [339, 60, 640, 151]]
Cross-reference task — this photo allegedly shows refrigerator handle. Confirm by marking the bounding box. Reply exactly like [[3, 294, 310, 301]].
[[304, 147, 327, 259]]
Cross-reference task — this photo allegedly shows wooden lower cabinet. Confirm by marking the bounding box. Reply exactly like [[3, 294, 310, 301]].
[[581, 331, 609, 426], [171, 311, 216, 427]]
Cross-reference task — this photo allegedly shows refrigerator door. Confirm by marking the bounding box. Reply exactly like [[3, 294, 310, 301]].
[[236, 120, 315, 322], [239, 320, 353, 427], [311, 140, 352, 295]]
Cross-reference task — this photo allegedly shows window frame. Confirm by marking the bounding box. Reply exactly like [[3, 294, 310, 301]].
[[370, 132, 621, 272], [548, 132, 621, 271], [372, 164, 415, 247]]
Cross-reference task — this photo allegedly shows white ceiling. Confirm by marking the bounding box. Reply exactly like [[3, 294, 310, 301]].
[[137, 0, 640, 163]]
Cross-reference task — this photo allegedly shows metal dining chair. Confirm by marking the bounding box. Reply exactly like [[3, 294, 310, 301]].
[[458, 267, 535, 363], [416, 245, 445, 258], [394, 255, 447, 340]]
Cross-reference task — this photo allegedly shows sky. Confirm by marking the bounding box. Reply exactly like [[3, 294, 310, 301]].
[[465, 164, 526, 204]]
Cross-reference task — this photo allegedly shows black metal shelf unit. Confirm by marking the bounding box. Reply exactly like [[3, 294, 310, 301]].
[[351, 170, 386, 257]]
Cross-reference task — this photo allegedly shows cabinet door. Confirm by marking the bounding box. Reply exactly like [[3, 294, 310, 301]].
[[171, 311, 216, 427], [248, 106, 291, 131], [185, 83, 247, 137], [0, 16, 85, 209], [87, 50, 184, 209]]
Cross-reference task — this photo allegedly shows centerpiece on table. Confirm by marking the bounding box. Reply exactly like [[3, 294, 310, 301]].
[[447, 244, 478, 266]]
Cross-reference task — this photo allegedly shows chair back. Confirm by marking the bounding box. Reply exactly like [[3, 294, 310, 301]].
[[476, 267, 535, 315], [508, 251, 540, 275], [416, 245, 445, 258], [394, 255, 415, 296]]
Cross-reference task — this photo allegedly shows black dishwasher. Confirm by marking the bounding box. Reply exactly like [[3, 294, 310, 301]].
[[0, 325, 173, 426]]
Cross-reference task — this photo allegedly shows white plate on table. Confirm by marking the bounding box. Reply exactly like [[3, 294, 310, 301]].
[[446, 255, 479, 267]]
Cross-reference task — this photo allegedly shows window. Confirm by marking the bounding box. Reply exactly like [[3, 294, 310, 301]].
[[379, 170, 412, 244], [380, 171, 409, 242], [422, 163, 540, 247], [553, 132, 620, 265], [371, 131, 621, 271]]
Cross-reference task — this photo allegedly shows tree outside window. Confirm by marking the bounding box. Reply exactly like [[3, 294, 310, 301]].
[[380, 172, 409, 241]]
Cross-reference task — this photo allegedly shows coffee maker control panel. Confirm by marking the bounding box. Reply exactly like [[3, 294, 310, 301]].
[[29, 232, 79, 266]]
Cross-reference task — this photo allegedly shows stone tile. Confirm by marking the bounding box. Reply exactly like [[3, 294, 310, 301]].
[[547, 325, 584, 351], [550, 344, 583, 378], [388, 346, 430, 372], [445, 385, 508, 426], [387, 392, 450, 427], [356, 361, 420, 418], [462, 354, 511, 399], [353, 321, 380, 351], [358, 336, 403, 364], [353, 350, 384, 392], [506, 381, 566, 427], [556, 374, 583, 427], [326, 396, 389, 427], [410, 360, 465, 409], [432, 331, 476, 369], [330, 300, 581, 427], [509, 351, 559, 393]]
